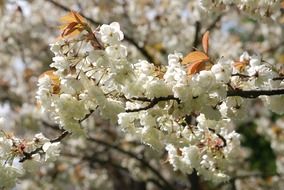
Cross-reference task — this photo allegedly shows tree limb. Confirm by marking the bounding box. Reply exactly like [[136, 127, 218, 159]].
[[87, 136, 175, 190], [227, 88, 284, 98], [19, 130, 70, 162], [192, 21, 201, 50], [125, 95, 180, 112]]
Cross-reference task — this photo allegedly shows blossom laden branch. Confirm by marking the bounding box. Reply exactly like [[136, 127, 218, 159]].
[[126, 87, 284, 114], [19, 109, 95, 163], [35, 10, 284, 184], [19, 130, 70, 163], [1, 0, 284, 188], [227, 88, 284, 99]]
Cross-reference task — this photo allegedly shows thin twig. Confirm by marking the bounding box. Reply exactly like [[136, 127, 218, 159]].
[[192, 21, 201, 50], [79, 110, 94, 122], [125, 95, 180, 113], [187, 170, 201, 190], [205, 13, 223, 32], [231, 73, 251, 78]]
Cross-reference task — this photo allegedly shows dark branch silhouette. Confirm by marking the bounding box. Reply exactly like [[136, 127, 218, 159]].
[[87, 136, 175, 190], [125, 95, 180, 112], [125, 87, 284, 113], [192, 21, 201, 51], [227, 88, 284, 98]]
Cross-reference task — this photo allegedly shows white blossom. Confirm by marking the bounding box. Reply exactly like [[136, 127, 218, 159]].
[[42, 142, 61, 161], [99, 22, 124, 45]]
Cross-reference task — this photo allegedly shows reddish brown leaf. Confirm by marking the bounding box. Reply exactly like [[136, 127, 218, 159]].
[[182, 51, 209, 65], [187, 61, 206, 75], [202, 31, 210, 54], [71, 11, 85, 26], [59, 11, 87, 39], [60, 11, 85, 24], [61, 22, 79, 37], [63, 26, 82, 38]]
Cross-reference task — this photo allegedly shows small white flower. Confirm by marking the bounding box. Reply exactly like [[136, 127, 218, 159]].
[[50, 43, 61, 55], [145, 80, 171, 98], [42, 142, 61, 161], [192, 70, 216, 90], [36, 75, 53, 101], [240, 51, 250, 62], [105, 45, 127, 60], [87, 50, 107, 67], [134, 60, 155, 76], [181, 146, 200, 167], [211, 60, 232, 83], [0, 137, 13, 159], [33, 133, 49, 145], [164, 53, 187, 86], [165, 144, 182, 171], [57, 94, 89, 120], [50, 56, 69, 73], [100, 22, 124, 45], [249, 56, 261, 67]]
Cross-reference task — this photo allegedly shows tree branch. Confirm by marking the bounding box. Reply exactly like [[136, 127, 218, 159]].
[[205, 13, 223, 32], [125, 95, 180, 113], [192, 21, 201, 50], [79, 110, 94, 122], [187, 170, 201, 190], [19, 130, 70, 162], [63, 151, 165, 189], [125, 87, 284, 113], [20, 109, 94, 162], [227, 88, 284, 98], [87, 136, 175, 190]]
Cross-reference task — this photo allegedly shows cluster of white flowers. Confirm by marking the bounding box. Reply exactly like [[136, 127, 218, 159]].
[[0, 122, 61, 189], [165, 114, 241, 182], [36, 21, 284, 183], [199, 0, 282, 17]]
